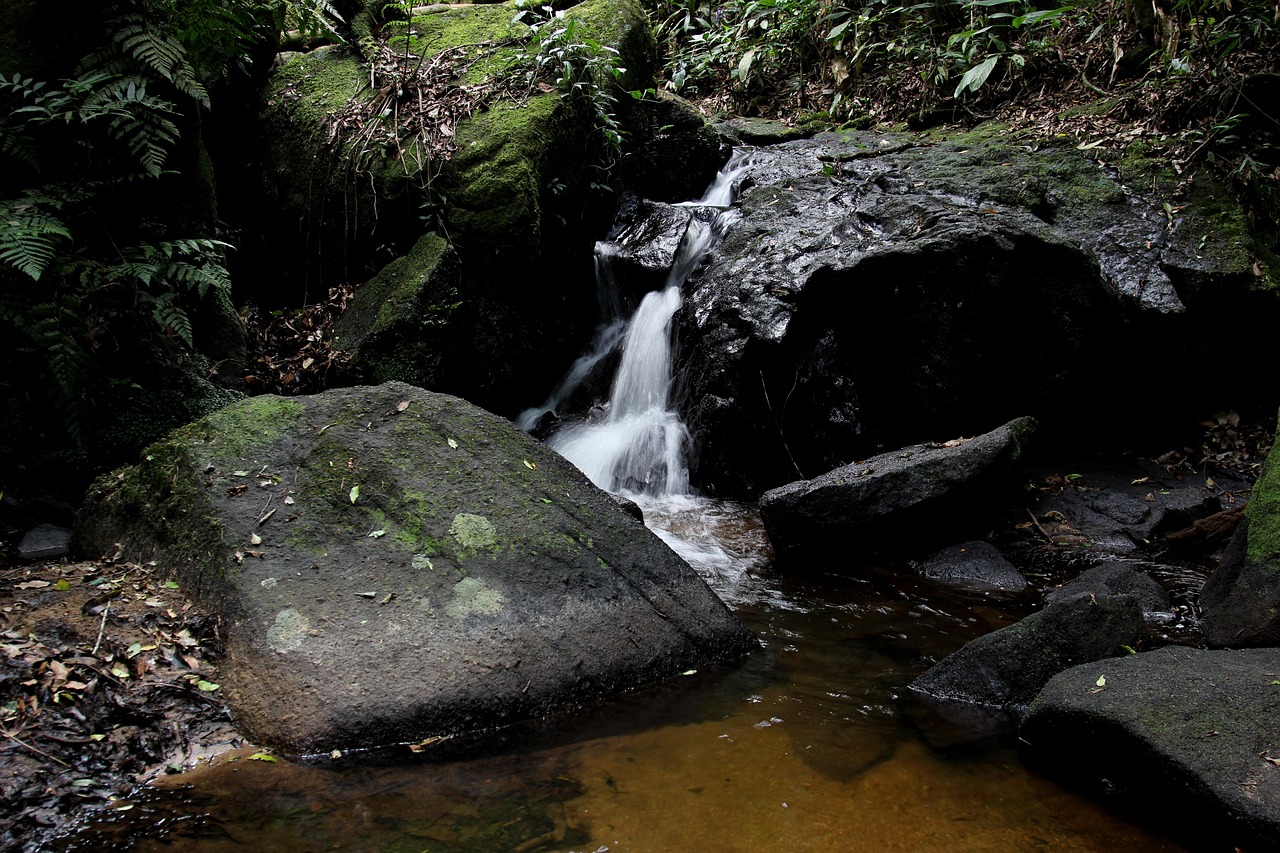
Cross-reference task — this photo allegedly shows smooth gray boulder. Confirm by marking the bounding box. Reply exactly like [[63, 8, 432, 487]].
[[73, 382, 756, 755], [759, 416, 1035, 555], [18, 524, 71, 560], [908, 592, 1143, 710], [914, 541, 1028, 591], [1021, 646, 1280, 850]]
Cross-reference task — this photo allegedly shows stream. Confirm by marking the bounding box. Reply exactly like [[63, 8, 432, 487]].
[[56, 152, 1191, 851]]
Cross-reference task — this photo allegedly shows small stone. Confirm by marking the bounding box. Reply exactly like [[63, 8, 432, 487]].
[[19, 524, 71, 560]]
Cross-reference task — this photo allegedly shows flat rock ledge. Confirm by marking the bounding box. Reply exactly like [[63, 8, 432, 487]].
[[73, 382, 756, 755], [759, 416, 1036, 555], [1021, 646, 1280, 850]]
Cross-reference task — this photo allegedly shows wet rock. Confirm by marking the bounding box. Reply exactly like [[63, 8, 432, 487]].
[[73, 382, 756, 755], [913, 541, 1028, 591], [1199, 418, 1280, 648], [625, 91, 725, 202], [1045, 561, 1172, 615], [759, 416, 1036, 556], [1021, 646, 1280, 851], [671, 131, 1273, 497], [17, 524, 71, 560], [908, 592, 1143, 710]]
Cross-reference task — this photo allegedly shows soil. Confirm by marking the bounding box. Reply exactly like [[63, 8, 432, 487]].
[[0, 555, 241, 852]]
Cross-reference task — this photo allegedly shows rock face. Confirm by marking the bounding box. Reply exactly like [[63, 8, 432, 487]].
[[73, 382, 756, 754], [662, 131, 1274, 497], [914, 541, 1028, 592], [759, 416, 1035, 555], [908, 592, 1144, 709], [1021, 647, 1280, 850], [1201, 421, 1280, 647]]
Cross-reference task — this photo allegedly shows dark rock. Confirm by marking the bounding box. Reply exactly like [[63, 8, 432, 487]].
[[1021, 646, 1280, 851], [668, 131, 1274, 497], [73, 382, 756, 755], [1031, 463, 1228, 555], [625, 91, 725, 202], [913, 541, 1028, 591], [1200, 420, 1280, 648], [18, 524, 71, 560], [1045, 561, 1172, 615], [908, 592, 1143, 710], [715, 116, 816, 146], [759, 416, 1036, 556]]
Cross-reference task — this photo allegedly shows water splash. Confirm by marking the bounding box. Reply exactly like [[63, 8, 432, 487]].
[[546, 153, 751, 497]]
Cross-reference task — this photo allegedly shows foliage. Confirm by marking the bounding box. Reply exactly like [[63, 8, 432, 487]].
[[515, 3, 634, 163], [0, 0, 338, 485]]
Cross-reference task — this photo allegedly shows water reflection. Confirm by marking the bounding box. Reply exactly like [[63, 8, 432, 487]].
[[57, 501, 1186, 853]]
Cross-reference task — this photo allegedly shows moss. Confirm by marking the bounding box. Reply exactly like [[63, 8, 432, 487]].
[[394, 5, 530, 85], [1245, 413, 1280, 565], [182, 396, 306, 460]]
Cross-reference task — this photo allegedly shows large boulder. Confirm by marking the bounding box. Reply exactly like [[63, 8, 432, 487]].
[[251, 0, 662, 413], [759, 416, 1036, 556], [1201, 417, 1280, 647], [1021, 646, 1280, 850], [73, 382, 756, 755], [657, 130, 1276, 497], [908, 592, 1144, 710]]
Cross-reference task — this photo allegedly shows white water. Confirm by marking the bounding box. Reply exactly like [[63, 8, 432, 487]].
[[545, 154, 751, 498]]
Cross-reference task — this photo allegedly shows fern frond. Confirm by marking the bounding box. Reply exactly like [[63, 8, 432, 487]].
[[114, 18, 211, 108], [0, 198, 72, 280], [149, 291, 195, 349]]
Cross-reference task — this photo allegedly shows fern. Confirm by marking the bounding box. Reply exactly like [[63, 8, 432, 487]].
[[0, 195, 72, 280], [149, 291, 195, 348]]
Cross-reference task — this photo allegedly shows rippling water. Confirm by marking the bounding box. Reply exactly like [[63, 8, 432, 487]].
[[58, 500, 1186, 853]]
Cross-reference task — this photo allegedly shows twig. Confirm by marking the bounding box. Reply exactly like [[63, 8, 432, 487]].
[[1024, 507, 1054, 540], [91, 601, 110, 656], [2, 732, 72, 768]]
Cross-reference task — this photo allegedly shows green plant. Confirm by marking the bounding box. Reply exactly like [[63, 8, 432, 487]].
[[515, 4, 631, 157]]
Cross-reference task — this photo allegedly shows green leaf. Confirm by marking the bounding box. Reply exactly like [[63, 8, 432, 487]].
[[954, 54, 999, 98], [54, 579, 72, 591], [163, 580, 180, 589], [247, 752, 277, 762], [196, 680, 220, 691], [349, 485, 360, 504]]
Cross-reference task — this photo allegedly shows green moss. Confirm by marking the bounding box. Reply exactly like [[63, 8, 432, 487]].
[[1246, 414, 1280, 565], [394, 5, 530, 85], [182, 396, 306, 460]]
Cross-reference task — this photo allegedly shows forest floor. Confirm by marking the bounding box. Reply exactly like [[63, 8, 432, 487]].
[[0, 555, 238, 851]]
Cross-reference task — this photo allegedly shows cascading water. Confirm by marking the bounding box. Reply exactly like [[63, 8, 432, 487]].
[[541, 153, 750, 498]]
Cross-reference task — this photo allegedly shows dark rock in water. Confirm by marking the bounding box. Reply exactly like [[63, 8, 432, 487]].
[[73, 382, 756, 755], [908, 592, 1143, 710], [1021, 646, 1280, 851], [1045, 561, 1172, 615], [1200, 419, 1280, 648], [18, 524, 71, 560], [914, 541, 1028, 591], [715, 116, 817, 146], [671, 131, 1273, 497], [759, 416, 1036, 556]]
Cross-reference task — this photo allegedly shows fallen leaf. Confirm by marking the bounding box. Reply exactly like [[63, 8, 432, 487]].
[[523, 459, 536, 470], [250, 533, 262, 545], [447, 437, 458, 449], [379, 593, 395, 605], [350, 485, 360, 504], [247, 753, 277, 762], [396, 400, 410, 412], [54, 579, 71, 591], [368, 529, 386, 539], [15, 580, 50, 590], [163, 580, 180, 589], [196, 680, 220, 692], [1095, 675, 1106, 687]]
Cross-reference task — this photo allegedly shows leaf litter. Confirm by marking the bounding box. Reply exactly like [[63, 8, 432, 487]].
[[1, 555, 242, 850]]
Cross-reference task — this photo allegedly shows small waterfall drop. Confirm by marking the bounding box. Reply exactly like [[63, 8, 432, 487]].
[[543, 153, 750, 498]]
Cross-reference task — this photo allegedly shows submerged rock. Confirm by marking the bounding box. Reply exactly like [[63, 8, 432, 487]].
[[913, 541, 1028, 592], [1044, 561, 1172, 615], [73, 382, 756, 755], [1021, 646, 1280, 850], [909, 592, 1144, 710], [759, 416, 1035, 556]]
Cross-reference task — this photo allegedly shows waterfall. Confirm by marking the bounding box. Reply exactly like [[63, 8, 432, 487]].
[[539, 153, 750, 497]]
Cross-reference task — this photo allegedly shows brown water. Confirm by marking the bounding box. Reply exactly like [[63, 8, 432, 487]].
[[59, 499, 1186, 852]]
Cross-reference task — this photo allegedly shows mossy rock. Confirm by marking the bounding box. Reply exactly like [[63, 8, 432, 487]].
[[1200, 412, 1280, 648], [73, 381, 755, 755]]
